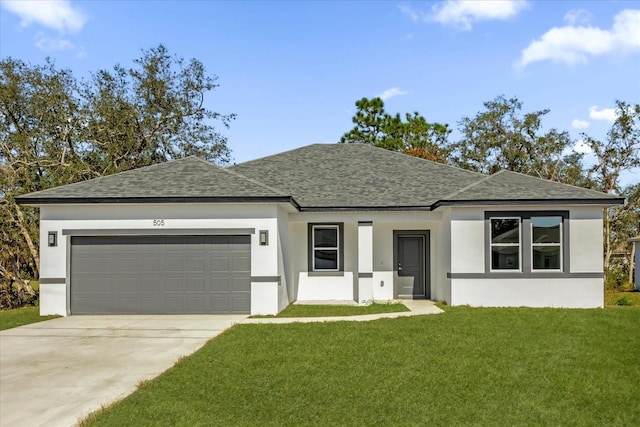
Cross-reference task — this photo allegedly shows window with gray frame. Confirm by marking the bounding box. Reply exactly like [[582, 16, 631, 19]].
[[487, 211, 568, 273], [308, 223, 344, 272], [531, 216, 562, 270], [490, 218, 521, 270]]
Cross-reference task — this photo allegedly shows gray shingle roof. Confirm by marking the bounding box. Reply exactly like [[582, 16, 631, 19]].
[[16, 157, 289, 202], [439, 170, 620, 205], [229, 144, 483, 208], [17, 144, 623, 209]]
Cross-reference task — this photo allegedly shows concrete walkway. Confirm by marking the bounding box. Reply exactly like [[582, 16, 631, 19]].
[[243, 300, 443, 324], [0, 315, 246, 427]]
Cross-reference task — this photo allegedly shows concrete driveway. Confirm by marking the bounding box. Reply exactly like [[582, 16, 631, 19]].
[[0, 315, 246, 427]]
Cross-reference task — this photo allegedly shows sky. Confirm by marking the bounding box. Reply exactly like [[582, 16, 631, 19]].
[[1, 0, 639, 185]]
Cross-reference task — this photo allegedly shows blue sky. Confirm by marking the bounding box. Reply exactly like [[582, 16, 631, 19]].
[[1, 0, 639, 184]]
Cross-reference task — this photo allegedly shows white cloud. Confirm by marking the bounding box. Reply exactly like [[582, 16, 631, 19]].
[[400, 1, 527, 30], [34, 33, 75, 52], [1, 0, 86, 33], [571, 119, 590, 130], [564, 9, 592, 26], [432, 0, 528, 31], [377, 88, 408, 101], [589, 106, 616, 122], [517, 9, 640, 68]]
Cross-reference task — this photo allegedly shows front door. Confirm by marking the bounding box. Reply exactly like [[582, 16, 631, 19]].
[[395, 231, 430, 299]]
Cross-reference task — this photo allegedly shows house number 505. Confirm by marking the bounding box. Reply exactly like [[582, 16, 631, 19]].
[[153, 219, 165, 226]]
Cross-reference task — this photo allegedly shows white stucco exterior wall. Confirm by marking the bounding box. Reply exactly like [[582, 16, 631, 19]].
[[38, 203, 287, 315], [289, 212, 443, 303], [450, 208, 485, 274], [452, 278, 603, 308], [436, 208, 452, 303], [36, 200, 609, 314], [448, 205, 607, 308], [357, 222, 374, 303], [277, 207, 292, 311], [569, 207, 604, 273]]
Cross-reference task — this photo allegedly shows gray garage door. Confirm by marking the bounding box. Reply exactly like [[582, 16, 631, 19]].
[[70, 235, 251, 314]]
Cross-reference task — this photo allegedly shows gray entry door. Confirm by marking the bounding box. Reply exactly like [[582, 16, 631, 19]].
[[395, 231, 430, 299], [70, 235, 251, 314]]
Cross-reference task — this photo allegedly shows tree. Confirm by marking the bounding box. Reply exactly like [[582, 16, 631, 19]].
[[452, 95, 587, 185], [340, 97, 450, 163], [582, 101, 640, 280], [0, 46, 234, 284], [0, 58, 83, 282], [81, 45, 234, 175], [608, 183, 640, 288]]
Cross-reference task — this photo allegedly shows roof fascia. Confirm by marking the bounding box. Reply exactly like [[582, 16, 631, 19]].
[[298, 205, 432, 212], [15, 196, 302, 209], [431, 198, 625, 210]]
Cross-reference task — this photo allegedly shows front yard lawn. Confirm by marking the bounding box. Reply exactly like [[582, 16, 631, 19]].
[[260, 302, 409, 318], [82, 306, 640, 426], [0, 306, 59, 331]]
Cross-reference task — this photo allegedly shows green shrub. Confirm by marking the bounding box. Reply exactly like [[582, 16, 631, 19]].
[[605, 266, 633, 291], [615, 296, 633, 306]]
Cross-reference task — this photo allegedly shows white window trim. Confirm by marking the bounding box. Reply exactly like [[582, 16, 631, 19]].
[[531, 217, 563, 272], [489, 217, 522, 273], [311, 225, 340, 272]]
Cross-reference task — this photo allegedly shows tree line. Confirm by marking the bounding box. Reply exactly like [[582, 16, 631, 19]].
[[1, 45, 638, 295], [341, 96, 639, 288]]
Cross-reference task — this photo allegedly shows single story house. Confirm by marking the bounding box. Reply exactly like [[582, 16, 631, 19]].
[[16, 143, 623, 315]]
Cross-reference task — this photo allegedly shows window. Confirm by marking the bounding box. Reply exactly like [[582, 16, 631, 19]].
[[531, 216, 562, 270], [490, 218, 521, 270], [486, 211, 568, 274], [309, 224, 343, 272]]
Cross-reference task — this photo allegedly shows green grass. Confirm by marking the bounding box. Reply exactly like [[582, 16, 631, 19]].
[[0, 306, 59, 331], [256, 302, 409, 318], [605, 290, 640, 307], [82, 307, 640, 426]]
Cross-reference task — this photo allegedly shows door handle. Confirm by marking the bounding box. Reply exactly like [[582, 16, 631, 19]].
[[398, 263, 402, 271]]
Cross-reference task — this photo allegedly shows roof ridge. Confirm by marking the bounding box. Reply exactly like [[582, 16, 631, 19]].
[[219, 166, 290, 196], [354, 143, 487, 178], [499, 169, 619, 198], [231, 144, 326, 168], [441, 171, 495, 200]]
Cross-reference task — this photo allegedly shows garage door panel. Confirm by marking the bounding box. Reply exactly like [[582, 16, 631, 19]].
[[184, 296, 206, 312], [232, 255, 251, 271], [71, 235, 251, 314], [231, 295, 250, 312], [186, 257, 206, 271], [185, 277, 206, 292], [232, 276, 251, 292], [210, 297, 233, 313]]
